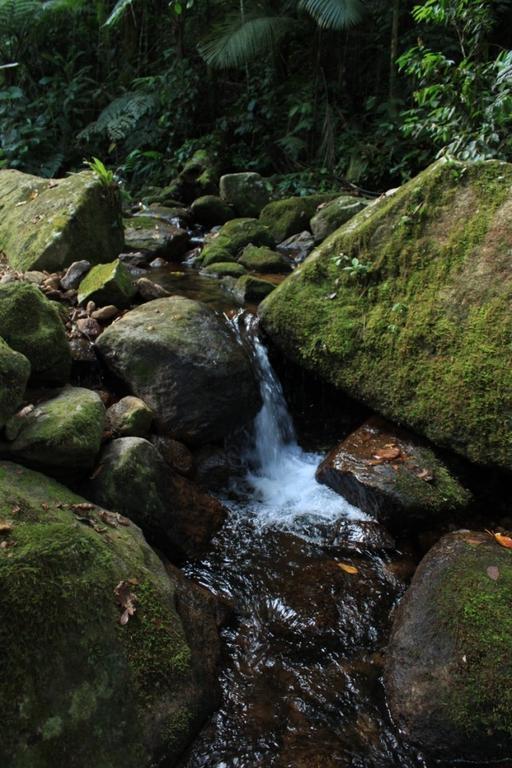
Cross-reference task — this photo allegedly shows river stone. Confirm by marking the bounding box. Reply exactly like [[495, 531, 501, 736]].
[[5, 386, 105, 474], [277, 230, 315, 263], [202, 262, 246, 278], [136, 276, 171, 301], [260, 158, 512, 470], [0, 281, 71, 384], [60, 259, 91, 291], [139, 204, 192, 227], [107, 396, 153, 437], [191, 195, 234, 226], [239, 244, 291, 274], [385, 530, 512, 762], [219, 172, 270, 217], [0, 460, 221, 768], [124, 216, 190, 259], [316, 417, 472, 526], [200, 218, 275, 266], [161, 149, 219, 204], [234, 275, 276, 304], [96, 296, 260, 444], [77, 258, 136, 307], [0, 169, 123, 272], [0, 338, 30, 427], [90, 437, 226, 558], [310, 195, 369, 243], [259, 194, 338, 243]]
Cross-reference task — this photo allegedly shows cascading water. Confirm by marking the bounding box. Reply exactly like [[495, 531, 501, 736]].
[[229, 312, 363, 528]]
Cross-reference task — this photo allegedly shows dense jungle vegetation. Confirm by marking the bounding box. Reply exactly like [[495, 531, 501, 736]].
[[1, 0, 512, 195]]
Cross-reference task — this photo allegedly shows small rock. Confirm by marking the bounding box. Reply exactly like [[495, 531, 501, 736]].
[[149, 257, 167, 269], [61, 260, 91, 291], [77, 259, 136, 308], [136, 277, 171, 301], [277, 231, 316, 263], [23, 271, 46, 285], [76, 316, 102, 339], [107, 396, 154, 437], [92, 305, 119, 323], [232, 275, 276, 304]]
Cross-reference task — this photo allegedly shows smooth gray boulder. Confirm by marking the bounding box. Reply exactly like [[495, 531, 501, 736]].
[[219, 172, 270, 217]]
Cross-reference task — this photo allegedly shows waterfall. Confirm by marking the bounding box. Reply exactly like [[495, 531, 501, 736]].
[[228, 312, 363, 527]]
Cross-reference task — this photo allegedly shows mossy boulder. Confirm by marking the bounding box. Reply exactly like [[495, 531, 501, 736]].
[[202, 262, 246, 277], [219, 172, 270, 217], [77, 259, 136, 308], [239, 244, 291, 274], [123, 216, 190, 259], [0, 338, 30, 428], [200, 218, 275, 266], [260, 159, 512, 470], [5, 386, 106, 474], [0, 282, 71, 385], [234, 275, 276, 304], [310, 195, 369, 243], [96, 296, 260, 444], [0, 169, 123, 272], [317, 417, 472, 527], [191, 195, 234, 226], [162, 149, 219, 204], [107, 396, 153, 438], [90, 437, 226, 559], [0, 460, 221, 768], [385, 530, 512, 761], [259, 194, 338, 243]]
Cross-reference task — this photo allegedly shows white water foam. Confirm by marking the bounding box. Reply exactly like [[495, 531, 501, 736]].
[[231, 313, 365, 528]]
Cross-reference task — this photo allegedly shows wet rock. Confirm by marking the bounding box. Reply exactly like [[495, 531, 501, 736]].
[[0, 460, 221, 768], [69, 336, 96, 364], [118, 250, 152, 268], [202, 261, 246, 278], [136, 276, 170, 301], [107, 396, 153, 437], [310, 195, 368, 243], [149, 257, 167, 269], [0, 281, 71, 385], [385, 530, 512, 762], [0, 169, 123, 272], [91, 304, 120, 323], [233, 275, 276, 304], [239, 244, 291, 274], [96, 296, 260, 444], [219, 172, 270, 217], [90, 437, 226, 558], [277, 230, 315, 263], [151, 435, 194, 477], [200, 218, 275, 266], [76, 316, 102, 340], [0, 338, 30, 427], [297, 516, 397, 556], [194, 445, 237, 489], [77, 258, 136, 308], [191, 195, 234, 226], [138, 203, 191, 227], [60, 259, 91, 291], [5, 386, 105, 474], [316, 417, 472, 526], [124, 217, 190, 259], [260, 194, 338, 243]]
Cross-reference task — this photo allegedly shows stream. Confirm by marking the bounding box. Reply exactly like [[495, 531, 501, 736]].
[[140, 271, 431, 767]]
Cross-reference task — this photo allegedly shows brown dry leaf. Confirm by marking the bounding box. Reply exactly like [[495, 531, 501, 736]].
[[373, 446, 401, 462], [487, 566, 500, 581], [71, 503, 96, 512], [466, 538, 483, 546], [98, 509, 123, 528], [114, 579, 139, 625], [11, 505, 21, 515], [417, 468, 434, 482], [336, 562, 359, 575], [0, 521, 13, 535], [486, 530, 512, 549]]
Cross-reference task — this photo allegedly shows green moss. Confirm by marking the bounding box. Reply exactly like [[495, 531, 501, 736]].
[[191, 195, 233, 226], [0, 338, 30, 427], [0, 281, 71, 385], [201, 218, 275, 265], [260, 159, 512, 469], [78, 258, 136, 307], [238, 244, 291, 273], [310, 195, 368, 242], [259, 193, 338, 242], [200, 244, 237, 267], [235, 275, 276, 303], [202, 261, 246, 277]]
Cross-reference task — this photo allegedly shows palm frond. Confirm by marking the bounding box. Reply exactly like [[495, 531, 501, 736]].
[[104, 0, 136, 27], [300, 0, 363, 29], [0, 0, 42, 36], [78, 91, 157, 143], [199, 13, 297, 69]]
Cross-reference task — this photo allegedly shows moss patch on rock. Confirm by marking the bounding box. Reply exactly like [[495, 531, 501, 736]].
[[0, 282, 71, 385], [259, 193, 338, 243], [310, 195, 369, 243], [0, 338, 30, 427], [202, 262, 246, 277], [200, 218, 275, 266], [238, 244, 291, 273], [234, 275, 276, 304], [260, 159, 512, 469], [78, 259, 136, 308]]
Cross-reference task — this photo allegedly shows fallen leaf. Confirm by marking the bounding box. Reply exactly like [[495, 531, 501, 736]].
[[373, 446, 401, 461], [487, 566, 500, 581], [417, 468, 434, 482], [0, 521, 13, 535], [114, 579, 139, 625], [486, 530, 512, 549], [336, 562, 359, 575], [466, 537, 483, 546], [71, 503, 96, 512]]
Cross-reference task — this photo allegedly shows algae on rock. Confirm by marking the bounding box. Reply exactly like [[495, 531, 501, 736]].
[[77, 258, 136, 308], [0, 169, 124, 272], [260, 158, 512, 470], [0, 338, 30, 427]]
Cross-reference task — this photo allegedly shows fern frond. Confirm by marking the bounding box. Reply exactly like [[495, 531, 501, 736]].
[[300, 0, 363, 29], [0, 0, 42, 36], [104, 0, 136, 27], [78, 91, 157, 143], [200, 13, 297, 69]]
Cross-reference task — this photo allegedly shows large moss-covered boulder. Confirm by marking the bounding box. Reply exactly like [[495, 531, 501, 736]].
[[200, 218, 275, 266], [385, 530, 512, 762], [191, 195, 234, 226], [123, 216, 190, 259], [0, 169, 123, 272], [219, 172, 270, 217], [260, 159, 512, 470], [0, 339, 30, 428], [0, 282, 71, 384], [310, 195, 368, 243], [239, 244, 291, 273], [96, 296, 260, 444], [5, 386, 106, 474], [90, 437, 226, 558], [162, 149, 219, 204], [259, 194, 338, 243], [77, 259, 136, 308], [0, 460, 221, 768]]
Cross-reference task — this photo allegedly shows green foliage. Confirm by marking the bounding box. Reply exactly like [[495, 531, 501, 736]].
[[83, 156, 116, 186]]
